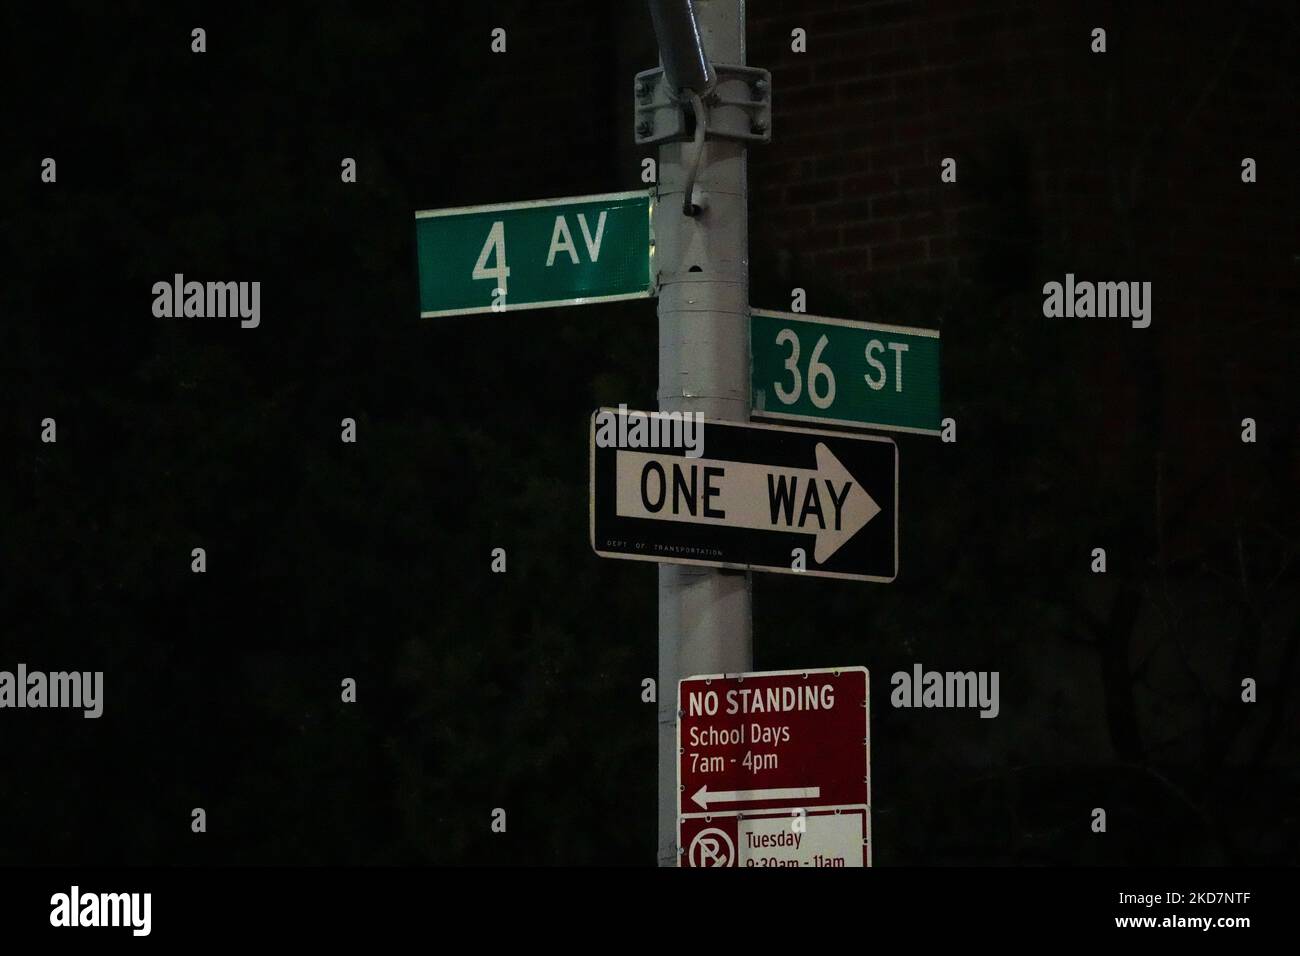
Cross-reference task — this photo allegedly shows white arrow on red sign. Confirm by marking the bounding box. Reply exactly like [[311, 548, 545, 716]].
[[691, 784, 823, 810]]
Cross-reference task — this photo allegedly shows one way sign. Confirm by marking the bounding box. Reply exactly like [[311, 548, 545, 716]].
[[589, 409, 897, 582]]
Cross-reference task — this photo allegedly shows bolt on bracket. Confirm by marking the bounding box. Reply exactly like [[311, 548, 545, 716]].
[[634, 64, 772, 146]]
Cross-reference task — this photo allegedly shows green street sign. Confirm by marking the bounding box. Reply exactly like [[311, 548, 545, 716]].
[[414, 189, 654, 317], [751, 308, 941, 436]]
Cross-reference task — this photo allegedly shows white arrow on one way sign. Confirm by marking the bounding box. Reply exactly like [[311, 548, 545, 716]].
[[615, 442, 880, 562]]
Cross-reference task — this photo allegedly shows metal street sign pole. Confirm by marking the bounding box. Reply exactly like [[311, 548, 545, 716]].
[[649, 0, 755, 867]]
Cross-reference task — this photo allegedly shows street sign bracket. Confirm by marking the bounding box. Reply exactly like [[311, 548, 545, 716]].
[[634, 64, 771, 145]]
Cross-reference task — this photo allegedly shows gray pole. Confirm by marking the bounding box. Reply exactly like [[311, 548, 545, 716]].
[[653, 0, 753, 867]]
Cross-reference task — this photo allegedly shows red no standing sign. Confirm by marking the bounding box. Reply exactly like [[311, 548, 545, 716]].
[[677, 667, 870, 867]]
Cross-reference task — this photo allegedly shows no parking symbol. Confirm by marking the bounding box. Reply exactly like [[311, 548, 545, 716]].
[[686, 824, 737, 867]]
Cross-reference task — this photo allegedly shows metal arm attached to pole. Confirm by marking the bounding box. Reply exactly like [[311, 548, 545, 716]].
[[642, 0, 763, 867], [647, 0, 716, 97]]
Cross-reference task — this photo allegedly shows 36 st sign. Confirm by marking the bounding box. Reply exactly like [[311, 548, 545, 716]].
[[751, 308, 941, 436], [414, 190, 653, 317]]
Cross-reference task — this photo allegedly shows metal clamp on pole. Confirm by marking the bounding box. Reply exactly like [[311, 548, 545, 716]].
[[633, 63, 772, 147]]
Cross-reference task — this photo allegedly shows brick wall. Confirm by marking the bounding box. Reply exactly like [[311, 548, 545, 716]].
[[747, 0, 1294, 322]]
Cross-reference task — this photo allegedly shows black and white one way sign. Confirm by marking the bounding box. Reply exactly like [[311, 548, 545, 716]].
[[590, 409, 898, 582]]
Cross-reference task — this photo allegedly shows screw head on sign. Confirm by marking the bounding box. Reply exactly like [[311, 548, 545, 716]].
[[752, 118, 768, 134], [637, 119, 653, 137], [635, 80, 649, 98], [751, 78, 768, 100]]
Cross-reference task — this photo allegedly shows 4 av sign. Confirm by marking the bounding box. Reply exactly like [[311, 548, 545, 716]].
[[751, 308, 941, 436], [414, 190, 653, 317], [678, 668, 871, 867], [589, 409, 897, 582]]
